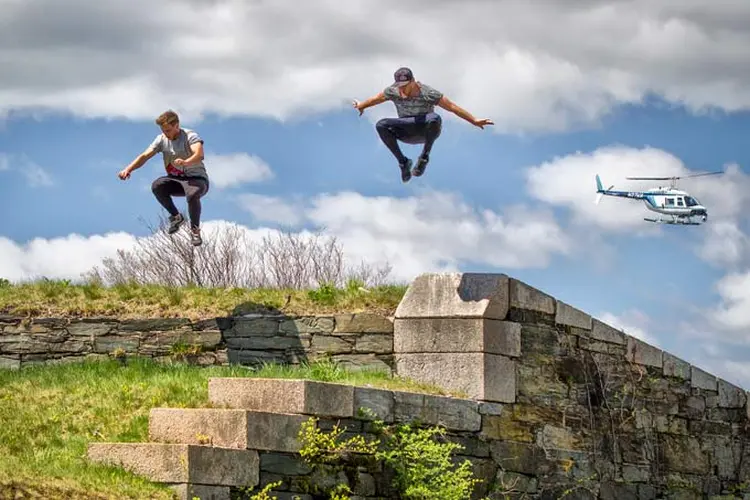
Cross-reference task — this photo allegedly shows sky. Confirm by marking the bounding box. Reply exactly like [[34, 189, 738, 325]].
[[3, 0, 750, 388]]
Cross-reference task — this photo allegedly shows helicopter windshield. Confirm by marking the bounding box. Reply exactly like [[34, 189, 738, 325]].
[[684, 196, 700, 207]]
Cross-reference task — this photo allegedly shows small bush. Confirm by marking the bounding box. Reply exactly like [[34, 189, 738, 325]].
[[297, 412, 484, 500]]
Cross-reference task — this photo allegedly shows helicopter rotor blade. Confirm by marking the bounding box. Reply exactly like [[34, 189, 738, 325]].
[[625, 170, 724, 181]]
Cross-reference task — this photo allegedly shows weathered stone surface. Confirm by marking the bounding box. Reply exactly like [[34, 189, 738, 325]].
[[718, 378, 746, 408], [394, 272, 509, 320], [87, 443, 259, 486], [334, 314, 393, 333], [3, 322, 53, 334], [692, 365, 718, 391], [226, 336, 308, 351], [508, 279, 555, 314], [658, 435, 710, 475], [393, 318, 520, 356], [171, 484, 230, 500], [395, 352, 515, 403], [392, 391, 481, 432], [0, 355, 20, 370], [66, 321, 116, 337], [208, 378, 354, 417], [311, 335, 353, 353], [150, 408, 248, 449], [118, 319, 191, 331], [354, 334, 392, 354], [230, 318, 281, 337], [664, 353, 691, 380], [626, 336, 663, 368], [260, 452, 312, 475], [279, 316, 334, 334], [591, 318, 626, 345], [555, 301, 592, 330], [353, 387, 394, 422], [94, 335, 139, 353]]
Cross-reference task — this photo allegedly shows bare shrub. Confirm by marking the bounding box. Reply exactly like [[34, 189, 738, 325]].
[[83, 216, 393, 289]]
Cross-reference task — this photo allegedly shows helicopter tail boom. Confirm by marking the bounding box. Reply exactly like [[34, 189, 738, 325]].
[[594, 174, 635, 204]]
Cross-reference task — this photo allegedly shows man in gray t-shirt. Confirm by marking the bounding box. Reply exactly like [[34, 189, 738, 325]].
[[353, 67, 494, 182], [117, 110, 210, 246]]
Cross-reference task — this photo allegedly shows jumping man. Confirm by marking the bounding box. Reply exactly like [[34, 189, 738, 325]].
[[353, 67, 494, 182], [117, 110, 209, 246]]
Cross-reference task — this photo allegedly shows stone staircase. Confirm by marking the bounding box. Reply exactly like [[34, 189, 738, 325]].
[[87, 377, 490, 500]]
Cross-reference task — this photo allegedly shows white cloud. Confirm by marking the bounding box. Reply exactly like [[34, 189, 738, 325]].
[[599, 309, 660, 347], [0, 232, 138, 283], [236, 193, 304, 226], [246, 189, 574, 280], [705, 270, 750, 335], [0, 188, 573, 284], [5, 1, 750, 131], [696, 220, 750, 268], [0, 153, 53, 187], [205, 153, 274, 189]]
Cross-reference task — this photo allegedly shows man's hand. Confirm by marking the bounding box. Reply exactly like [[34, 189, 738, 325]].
[[472, 118, 494, 129], [173, 158, 186, 167], [352, 99, 364, 116], [117, 168, 131, 180]]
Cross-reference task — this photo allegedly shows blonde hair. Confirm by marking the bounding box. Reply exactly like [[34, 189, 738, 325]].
[[155, 110, 179, 127]]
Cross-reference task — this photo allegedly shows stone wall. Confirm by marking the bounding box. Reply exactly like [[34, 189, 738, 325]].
[[0, 313, 394, 371], [392, 273, 750, 499], [11, 271, 750, 499]]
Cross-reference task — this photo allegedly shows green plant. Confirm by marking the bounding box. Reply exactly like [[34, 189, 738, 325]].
[[307, 281, 339, 305], [0, 278, 11, 288], [298, 414, 484, 500]]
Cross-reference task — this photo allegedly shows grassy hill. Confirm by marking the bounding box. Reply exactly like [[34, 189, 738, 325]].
[[0, 357, 451, 499], [0, 279, 407, 319]]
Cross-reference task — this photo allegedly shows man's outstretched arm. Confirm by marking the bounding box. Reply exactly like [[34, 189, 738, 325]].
[[118, 146, 158, 179], [353, 91, 388, 115], [437, 96, 494, 128]]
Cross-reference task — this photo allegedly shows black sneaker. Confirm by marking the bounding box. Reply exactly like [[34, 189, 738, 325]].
[[412, 154, 429, 176], [167, 213, 184, 234], [191, 228, 202, 246], [399, 158, 412, 183]]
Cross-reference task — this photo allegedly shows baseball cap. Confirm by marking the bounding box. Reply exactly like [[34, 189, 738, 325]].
[[393, 67, 414, 86]]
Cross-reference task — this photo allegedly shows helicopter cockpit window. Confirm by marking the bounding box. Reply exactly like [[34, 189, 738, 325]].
[[684, 196, 699, 207]]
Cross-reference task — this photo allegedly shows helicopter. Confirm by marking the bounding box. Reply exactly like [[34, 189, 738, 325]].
[[594, 171, 723, 225]]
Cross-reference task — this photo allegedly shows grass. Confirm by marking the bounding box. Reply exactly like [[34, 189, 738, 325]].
[[0, 357, 456, 499], [0, 278, 408, 319]]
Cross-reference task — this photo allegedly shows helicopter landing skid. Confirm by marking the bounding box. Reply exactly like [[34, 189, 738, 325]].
[[644, 216, 702, 226]]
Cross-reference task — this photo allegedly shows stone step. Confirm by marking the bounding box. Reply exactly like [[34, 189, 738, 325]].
[[87, 442, 259, 488], [149, 407, 309, 452], [208, 377, 355, 417], [206, 377, 485, 432]]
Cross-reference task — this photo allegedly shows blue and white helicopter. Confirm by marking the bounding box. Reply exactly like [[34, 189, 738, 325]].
[[594, 171, 722, 225]]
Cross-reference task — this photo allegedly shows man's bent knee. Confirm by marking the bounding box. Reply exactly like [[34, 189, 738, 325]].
[[376, 118, 390, 131], [151, 177, 167, 194]]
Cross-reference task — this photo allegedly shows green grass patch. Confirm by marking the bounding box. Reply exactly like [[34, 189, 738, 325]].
[[0, 357, 455, 499], [0, 278, 407, 319]]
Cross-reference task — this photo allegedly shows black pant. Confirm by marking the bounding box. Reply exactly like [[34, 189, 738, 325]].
[[375, 112, 442, 163], [151, 175, 209, 229]]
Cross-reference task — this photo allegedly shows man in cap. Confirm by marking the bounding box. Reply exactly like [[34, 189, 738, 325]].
[[353, 67, 493, 182]]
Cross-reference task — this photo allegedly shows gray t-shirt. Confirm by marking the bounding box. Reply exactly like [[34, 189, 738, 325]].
[[383, 82, 444, 118], [149, 128, 208, 180]]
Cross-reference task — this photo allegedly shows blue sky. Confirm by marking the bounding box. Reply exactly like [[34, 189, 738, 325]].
[[2, 0, 750, 388]]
